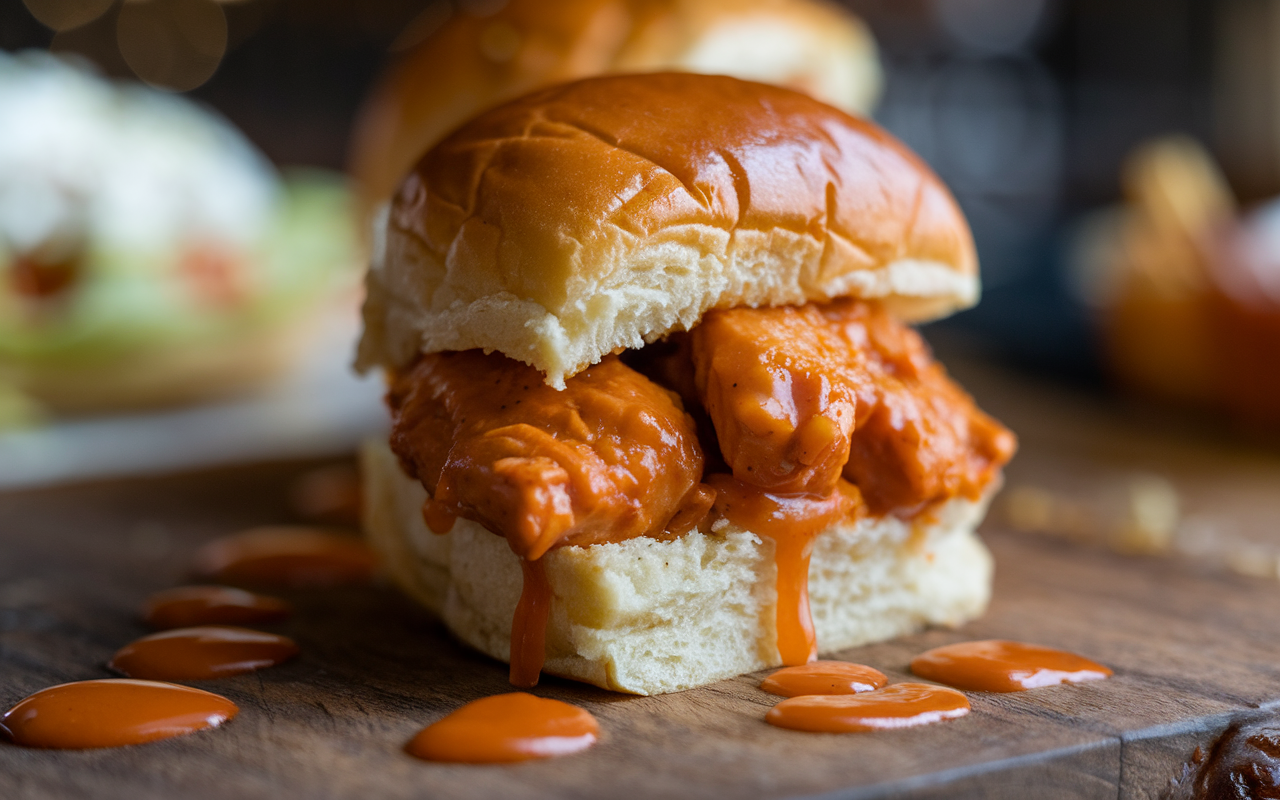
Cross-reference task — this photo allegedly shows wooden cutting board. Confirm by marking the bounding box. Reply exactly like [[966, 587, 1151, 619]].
[[4, 368, 1280, 799]]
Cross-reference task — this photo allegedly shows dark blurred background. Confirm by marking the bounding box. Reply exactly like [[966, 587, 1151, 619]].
[[4, 0, 1262, 382]]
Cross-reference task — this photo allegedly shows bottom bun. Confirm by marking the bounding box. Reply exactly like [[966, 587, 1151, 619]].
[[362, 439, 994, 696]]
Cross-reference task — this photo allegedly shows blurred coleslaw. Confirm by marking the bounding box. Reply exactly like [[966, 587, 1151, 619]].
[[0, 52, 359, 422]]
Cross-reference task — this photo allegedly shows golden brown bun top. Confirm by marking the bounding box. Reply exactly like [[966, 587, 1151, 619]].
[[349, 0, 881, 217], [358, 73, 977, 387]]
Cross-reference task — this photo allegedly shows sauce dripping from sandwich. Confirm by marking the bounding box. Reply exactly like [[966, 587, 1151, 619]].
[[708, 476, 861, 663], [389, 352, 709, 687], [109, 626, 300, 681], [690, 301, 1015, 664], [510, 559, 552, 687], [388, 301, 1015, 685], [405, 693, 598, 763], [0, 679, 237, 749], [910, 640, 1112, 692]]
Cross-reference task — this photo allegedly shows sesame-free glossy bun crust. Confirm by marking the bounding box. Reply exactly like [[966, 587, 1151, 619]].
[[348, 0, 882, 216], [358, 73, 978, 386]]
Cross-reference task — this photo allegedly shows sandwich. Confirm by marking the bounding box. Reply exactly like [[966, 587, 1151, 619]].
[[358, 72, 1015, 695], [349, 0, 882, 225]]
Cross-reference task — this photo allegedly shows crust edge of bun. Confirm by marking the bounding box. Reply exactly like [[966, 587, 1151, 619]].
[[356, 73, 978, 388], [362, 438, 992, 696], [358, 238, 978, 388]]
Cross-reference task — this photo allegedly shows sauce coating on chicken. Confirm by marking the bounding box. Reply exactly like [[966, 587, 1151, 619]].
[[691, 304, 860, 495], [690, 300, 1015, 515], [686, 300, 1015, 663], [821, 300, 1016, 515], [388, 352, 708, 561], [388, 301, 1014, 682]]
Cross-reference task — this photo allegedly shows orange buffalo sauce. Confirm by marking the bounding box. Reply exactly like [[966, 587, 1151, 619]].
[[143, 585, 291, 630], [0, 679, 237, 749], [109, 626, 299, 681], [192, 527, 377, 588], [389, 352, 708, 687], [510, 558, 552, 688], [766, 683, 970, 733], [691, 302, 1016, 516], [405, 693, 599, 763], [760, 661, 887, 697], [709, 476, 862, 664], [690, 302, 1014, 666], [388, 301, 1014, 687], [389, 353, 706, 560], [910, 640, 1112, 692]]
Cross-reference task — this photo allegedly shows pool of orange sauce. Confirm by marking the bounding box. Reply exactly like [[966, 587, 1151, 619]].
[[767, 683, 971, 733], [910, 640, 1112, 692], [0, 679, 238, 749], [143, 585, 291, 630], [191, 527, 377, 588], [109, 625, 300, 681], [760, 661, 887, 697], [709, 476, 862, 665], [405, 692, 599, 763]]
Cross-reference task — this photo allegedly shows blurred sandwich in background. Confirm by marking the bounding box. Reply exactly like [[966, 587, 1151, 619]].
[[1078, 135, 1280, 427], [348, 0, 883, 227]]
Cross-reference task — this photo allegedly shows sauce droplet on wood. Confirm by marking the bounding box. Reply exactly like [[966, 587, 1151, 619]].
[[910, 640, 1112, 692], [509, 558, 551, 688], [405, 692, 599, 763], [766, 682, 970, 733], [143, 585, 291, 630], [191, 527, 377, 588], [289, 464, 363, 526], [761, 661, 888, 697], [110, 626, 300, 681], [0, 679, 237, 749]]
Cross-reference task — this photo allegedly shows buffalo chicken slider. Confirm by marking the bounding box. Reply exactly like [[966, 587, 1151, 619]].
[[358, 73, 1015, 696]]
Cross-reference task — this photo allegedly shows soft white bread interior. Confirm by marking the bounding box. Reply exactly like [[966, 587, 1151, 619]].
[[362, 438, 993, 696], [357, 73, 978, 388], [349, 0, 882, 217]]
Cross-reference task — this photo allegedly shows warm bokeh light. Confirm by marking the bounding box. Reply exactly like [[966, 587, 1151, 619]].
[[21, 0, 114, 32], [116, 0, 227, 92]]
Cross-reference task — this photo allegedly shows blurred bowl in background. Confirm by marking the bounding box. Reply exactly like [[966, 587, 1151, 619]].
[[0, 51, 360, 424]]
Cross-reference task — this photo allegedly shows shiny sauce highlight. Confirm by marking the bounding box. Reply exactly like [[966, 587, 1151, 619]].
[[109, 625, 299, 681], [760, 661, 887, 697], [0, 679, 237, 749], [766, 682, 971, 733], [405, 693, 599, 763], [910, 640, 1112, 692], [143, 585, 291, 630]]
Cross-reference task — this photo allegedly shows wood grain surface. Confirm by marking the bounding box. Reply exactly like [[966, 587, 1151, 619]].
[[4, 367, 1280, 799]]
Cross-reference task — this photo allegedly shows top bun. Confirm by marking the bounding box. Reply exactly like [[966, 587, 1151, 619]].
[[357, 73, 977, 388], [349, 0, 881, 216]]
